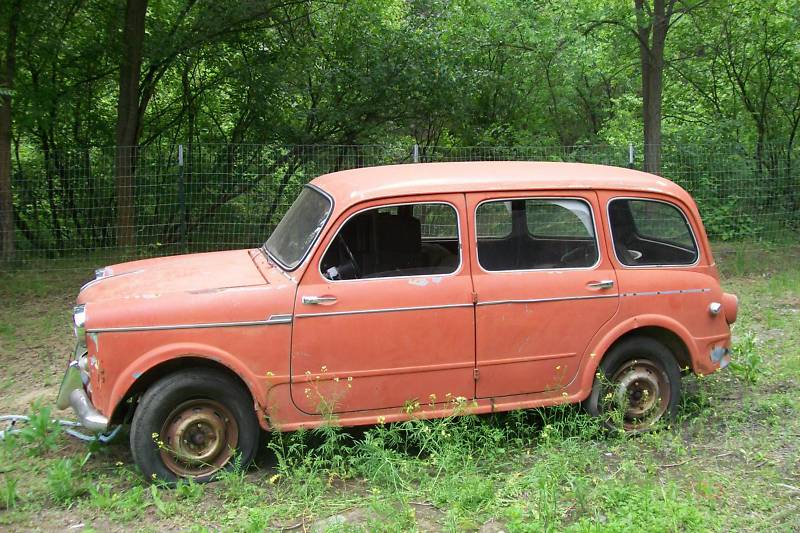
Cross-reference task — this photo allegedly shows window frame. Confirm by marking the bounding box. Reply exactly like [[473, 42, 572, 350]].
[[473, 195, 602, 274], [317, 199, 463, 283], [607, 196, 701, 269], [264, 184, 335, 272]]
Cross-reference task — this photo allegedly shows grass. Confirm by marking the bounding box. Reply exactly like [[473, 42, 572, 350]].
[[0, 243, 798, 531]]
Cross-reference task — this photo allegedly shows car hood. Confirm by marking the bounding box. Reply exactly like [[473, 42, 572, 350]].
[[78, 249, 269, 303], [77, 249, 298, 330]]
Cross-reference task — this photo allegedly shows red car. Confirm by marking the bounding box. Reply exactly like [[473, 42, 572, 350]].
[[57, 162, 738, 481]]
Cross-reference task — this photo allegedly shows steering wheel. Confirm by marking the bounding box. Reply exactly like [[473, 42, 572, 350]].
[[337, 234, 361, 279]]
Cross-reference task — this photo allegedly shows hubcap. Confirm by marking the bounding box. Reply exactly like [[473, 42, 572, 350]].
[[608, 359, 671, 431], [159, 399, 238, 477]]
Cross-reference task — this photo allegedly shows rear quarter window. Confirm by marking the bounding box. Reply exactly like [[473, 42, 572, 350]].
[[608, 198, 699, 266]]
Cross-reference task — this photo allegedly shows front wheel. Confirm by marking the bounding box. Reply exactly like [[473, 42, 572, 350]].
[[582, 337, 681, 432], [130, 368, 259, 482]]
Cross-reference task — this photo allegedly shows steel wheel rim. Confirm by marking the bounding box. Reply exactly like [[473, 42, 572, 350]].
[[159, 399, 239, 477], [609, 359, 671, 431]]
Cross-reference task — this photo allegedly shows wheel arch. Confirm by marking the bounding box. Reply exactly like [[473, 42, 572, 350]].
[[108, 354, 264, 427], [577, 315, 696, 396], [607, 326, 691, 371]]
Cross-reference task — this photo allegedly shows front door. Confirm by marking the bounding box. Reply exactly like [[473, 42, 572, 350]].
[[467, 191, 620, 398], [290, 195, 475, 415]]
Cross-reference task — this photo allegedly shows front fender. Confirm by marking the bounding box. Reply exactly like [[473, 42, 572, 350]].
[[106, 342, 267, 425]]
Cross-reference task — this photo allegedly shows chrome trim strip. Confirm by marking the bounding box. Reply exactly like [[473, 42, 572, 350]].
[[606, 196, 701, 269], [621, 288, 710, 297], [317, 199, 464, 283], [477, 352, 578, 367], [267, 314, 293, 324], [295, 302, 473, 319], [473, 195, 603, 274], [476, 294, 619, 307], [86, 313, 293, 333]]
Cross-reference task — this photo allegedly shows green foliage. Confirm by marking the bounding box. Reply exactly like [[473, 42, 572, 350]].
[[730, 330, 764, 384], [0, 476, 18, 510], [87, 484, 147, 522], [46, 457, 89, 505], [18, 403, 61, 456], [2, 0, 799, 264]]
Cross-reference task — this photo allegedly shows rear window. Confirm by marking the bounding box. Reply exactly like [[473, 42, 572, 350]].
[[608, 198, 699, 266]]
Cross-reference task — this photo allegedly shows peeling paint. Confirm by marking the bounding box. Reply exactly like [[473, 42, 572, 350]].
[[132, 372, 142, 379], [431, 276, 443, 284], [409, 278, 429, 287], [188, 284, 269, 295]]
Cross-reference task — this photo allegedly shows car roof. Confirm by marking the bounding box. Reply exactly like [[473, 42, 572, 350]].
[[310, 161, 693, 208]]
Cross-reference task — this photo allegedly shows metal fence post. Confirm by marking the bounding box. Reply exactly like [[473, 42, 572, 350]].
[[413, 143, 420, 163], [628, 142, 635, 169], [178, 144, 187, 253]]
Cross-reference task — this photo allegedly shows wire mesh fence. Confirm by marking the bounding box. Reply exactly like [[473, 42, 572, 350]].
[[1, 142, 798, 272]]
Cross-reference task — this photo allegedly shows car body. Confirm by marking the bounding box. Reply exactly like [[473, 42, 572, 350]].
[[57, 161, 738, 480]]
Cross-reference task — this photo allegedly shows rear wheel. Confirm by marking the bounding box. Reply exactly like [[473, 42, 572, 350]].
[[582, 337, 681, 432], [130, 368, 259, 482]]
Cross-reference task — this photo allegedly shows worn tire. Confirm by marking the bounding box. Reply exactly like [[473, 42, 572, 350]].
[[130, 368, 259, 483], [582, 337, 681, 432]]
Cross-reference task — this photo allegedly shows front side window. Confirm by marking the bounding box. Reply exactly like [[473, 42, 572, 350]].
[[321, 202, 460, 281], [265, 186, 333, 270], [476, 198, 599, 271], [608, 198, 699, 266]]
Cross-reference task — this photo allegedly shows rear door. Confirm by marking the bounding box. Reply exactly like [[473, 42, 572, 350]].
[[467, 191, 620, 398]]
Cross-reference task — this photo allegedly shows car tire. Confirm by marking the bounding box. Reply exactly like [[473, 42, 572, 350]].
[[130, 368, 259, 483], [582, 337, 681, 432]]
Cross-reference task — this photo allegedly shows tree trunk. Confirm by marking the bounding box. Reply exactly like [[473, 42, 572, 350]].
[[0, 0, 21, 261], [636, 0, 671, 175], [114, 0, 148, 249]]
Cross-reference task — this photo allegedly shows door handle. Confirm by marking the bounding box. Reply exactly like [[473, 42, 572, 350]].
[[302, 295, 338, 305], [587, 280, 615, 290]]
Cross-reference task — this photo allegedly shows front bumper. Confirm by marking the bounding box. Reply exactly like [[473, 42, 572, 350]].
[[56, 359, 109, 433]]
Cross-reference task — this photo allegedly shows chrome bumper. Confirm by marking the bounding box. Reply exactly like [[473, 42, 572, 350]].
[[56, 360, 109, 433]]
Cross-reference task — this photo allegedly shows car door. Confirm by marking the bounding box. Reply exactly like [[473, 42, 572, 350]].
[[467, 191, 620, 398], [290, 194, 475, 415]]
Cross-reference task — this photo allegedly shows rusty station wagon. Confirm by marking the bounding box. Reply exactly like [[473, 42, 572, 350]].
[[56, 162, 738, 481]]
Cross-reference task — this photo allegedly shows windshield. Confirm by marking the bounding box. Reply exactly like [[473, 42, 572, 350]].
[[264, 186, 333, 270]]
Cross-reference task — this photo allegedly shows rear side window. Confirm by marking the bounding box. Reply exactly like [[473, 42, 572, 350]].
[[321, 202, 460, 281], [526, 200, 594, 238], [476, 198, 599, 271], [608, 198, 699, 266]]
